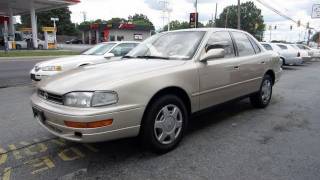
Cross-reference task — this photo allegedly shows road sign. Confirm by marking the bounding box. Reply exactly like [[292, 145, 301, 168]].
[[50, 17, 59, 21], [312, 4, 320, 18]]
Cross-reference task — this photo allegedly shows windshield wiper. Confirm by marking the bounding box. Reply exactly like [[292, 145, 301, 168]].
[[136, 55, 170, 60], [122, 55, 135, 59]]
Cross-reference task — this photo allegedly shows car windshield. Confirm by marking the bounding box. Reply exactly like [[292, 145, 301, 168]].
[[82, 43, 116, 55], [126, 31, 205, 60], [277, 44, 288, 50]]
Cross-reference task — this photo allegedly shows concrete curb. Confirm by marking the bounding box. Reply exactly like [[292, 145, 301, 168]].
[[0, 55, 72, 61]]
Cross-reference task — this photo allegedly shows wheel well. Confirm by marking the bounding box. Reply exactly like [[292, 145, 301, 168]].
[[265, 70, 275, 85], [145, 87, 192, 115]]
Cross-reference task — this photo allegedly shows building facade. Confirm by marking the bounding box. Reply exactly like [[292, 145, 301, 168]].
[[79, 23, 154, 44]]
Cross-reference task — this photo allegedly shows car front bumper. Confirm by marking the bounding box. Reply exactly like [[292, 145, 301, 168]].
[[31, 93, 144, 143], [30, 68, 60, 81]]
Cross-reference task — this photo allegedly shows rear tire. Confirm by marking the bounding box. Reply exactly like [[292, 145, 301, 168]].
[[16, 44, 21, 50], [140, 95, 188, 154], [250, 74, 273, 108]]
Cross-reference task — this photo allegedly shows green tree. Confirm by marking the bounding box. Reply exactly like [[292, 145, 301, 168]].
[[311, 32, 320, 43], [21, 7, 77, 36], [107, 17, 127, 24], [128, 14, 154, 29], [163, 20, 189, 31], [162, 20, 205, 31], [215, 1, 265, 40]]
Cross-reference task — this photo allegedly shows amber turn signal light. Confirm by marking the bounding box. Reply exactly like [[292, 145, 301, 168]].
[[64, 119, 113, 128]]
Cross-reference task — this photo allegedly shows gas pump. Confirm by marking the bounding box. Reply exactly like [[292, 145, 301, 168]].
[[42, 27, 57, 49]]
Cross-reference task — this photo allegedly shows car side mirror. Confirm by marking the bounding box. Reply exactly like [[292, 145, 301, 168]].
[[104, 53, 115, 59], [200, 48, 225, 62]]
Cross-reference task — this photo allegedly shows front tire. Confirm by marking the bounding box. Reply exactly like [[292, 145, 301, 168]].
[[140, 95, 188, 154], [250, 74, 273, 108]]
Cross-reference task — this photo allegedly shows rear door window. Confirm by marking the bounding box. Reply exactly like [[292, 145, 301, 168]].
[[247, 36, 261, 53], [231, 32, 255, 57], [110, 43, 138, 57]]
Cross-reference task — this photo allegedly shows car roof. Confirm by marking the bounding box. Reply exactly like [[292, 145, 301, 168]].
[[165, 28, 249, 34]]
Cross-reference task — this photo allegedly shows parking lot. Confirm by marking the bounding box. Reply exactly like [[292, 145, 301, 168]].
[[0, 59, 320, 180]]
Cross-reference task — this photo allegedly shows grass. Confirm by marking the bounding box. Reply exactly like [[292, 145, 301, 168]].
[[0, 50, 80, 57]]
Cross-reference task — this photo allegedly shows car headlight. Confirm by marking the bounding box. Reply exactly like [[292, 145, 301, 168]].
[[64, 91, 118, 108], [42, 66, 62, 71]]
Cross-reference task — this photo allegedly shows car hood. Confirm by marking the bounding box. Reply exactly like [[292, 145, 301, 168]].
[[35, 55, 104, 67], [38, 59, 186, 94]]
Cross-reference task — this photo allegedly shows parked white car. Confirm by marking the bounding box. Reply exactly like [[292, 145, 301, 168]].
[[289, 44, 311, 62], [16, 38, 45, 49], [30, 41, 139, 81], [295, 44, 320, 59], [261, 43, 303, 66]]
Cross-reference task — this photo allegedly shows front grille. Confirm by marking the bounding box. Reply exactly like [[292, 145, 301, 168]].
[[30, 74, 40, 81], [38, 89, 63, 104]]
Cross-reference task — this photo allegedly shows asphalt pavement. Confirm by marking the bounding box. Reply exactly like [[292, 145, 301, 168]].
[[0, 60, 320, 180], [0, 58, 50, 88]]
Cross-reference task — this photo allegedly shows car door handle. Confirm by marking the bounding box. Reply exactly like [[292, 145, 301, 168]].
[[234, 66, 240, 70], [261, 61, 266, 64]]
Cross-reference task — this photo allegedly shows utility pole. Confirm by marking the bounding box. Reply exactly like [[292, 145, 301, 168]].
[[214, 3, 218, 27], [237, 0, 241, 29], [225, 8, 229, 28], [269, 25, 272, 42], [80, 11, 87, 22], [195, 0, 198, 28], [159, 0, 170, 31]]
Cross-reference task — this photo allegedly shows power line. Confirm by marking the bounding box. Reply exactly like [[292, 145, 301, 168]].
[[255, 0, 312, 29]]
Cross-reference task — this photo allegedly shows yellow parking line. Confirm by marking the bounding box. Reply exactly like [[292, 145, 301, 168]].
[[0, 147, 8, 165], [8, 144, 22, 160], [58, 147, 85, 161], [25, 156, 55, 175], [2, 167, 11, 180]]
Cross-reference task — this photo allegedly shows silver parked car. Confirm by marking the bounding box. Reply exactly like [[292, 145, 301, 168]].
[[261, 43, 303, 66], [31, 28, 282, 153]]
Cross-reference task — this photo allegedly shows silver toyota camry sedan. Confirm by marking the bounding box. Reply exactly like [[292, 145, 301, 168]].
[[31, 28, 282, 153]]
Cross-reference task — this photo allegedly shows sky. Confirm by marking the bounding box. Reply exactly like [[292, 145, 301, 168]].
[[69, 0, 319, 42]]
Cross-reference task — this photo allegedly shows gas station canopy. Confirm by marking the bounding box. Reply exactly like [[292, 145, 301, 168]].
[[0, 0, 80, 16], [0, 0, 80, 49]]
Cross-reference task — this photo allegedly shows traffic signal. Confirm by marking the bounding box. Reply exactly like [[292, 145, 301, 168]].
[[290, 25, 293, 30], [297, 20, 301, 27], [307, 22, 310, 29], [274, 25, 277, 30], [189, 13, 199, 28]]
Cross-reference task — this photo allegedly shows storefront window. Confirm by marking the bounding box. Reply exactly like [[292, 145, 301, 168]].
[[117, 36, 124, 41], [110, 35, 115, 41]]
